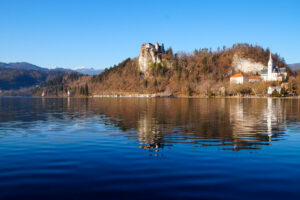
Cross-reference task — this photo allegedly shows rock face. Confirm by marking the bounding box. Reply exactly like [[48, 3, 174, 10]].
[[138, 42, 163, 75], [232, 54, 265, 74]]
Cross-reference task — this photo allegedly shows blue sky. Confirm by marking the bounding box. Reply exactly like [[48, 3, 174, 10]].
[[0, 0, 299, 69]]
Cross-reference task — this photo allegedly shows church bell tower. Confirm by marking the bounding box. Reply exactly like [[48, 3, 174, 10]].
[[268, 52, 273, 81]]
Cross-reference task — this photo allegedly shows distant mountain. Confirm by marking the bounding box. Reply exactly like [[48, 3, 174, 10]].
[[0, 62, 74, 91], [289, 63, 300, 70], [0, 62, 48, 71], [75, 66, 103, 75]]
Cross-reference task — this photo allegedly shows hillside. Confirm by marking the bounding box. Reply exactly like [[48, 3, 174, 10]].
[[0, 62, 73, 92], [33, 43, 293, 97]]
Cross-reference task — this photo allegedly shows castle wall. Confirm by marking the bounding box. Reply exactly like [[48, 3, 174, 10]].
[[138, 43, 162, 75]]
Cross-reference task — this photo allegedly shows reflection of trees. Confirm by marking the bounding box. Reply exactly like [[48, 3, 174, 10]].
[[89, 98, 291, 150], [0, 97, 296, 150]]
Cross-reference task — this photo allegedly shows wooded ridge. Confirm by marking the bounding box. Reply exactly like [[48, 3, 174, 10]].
[[33, 43, 298, 97]]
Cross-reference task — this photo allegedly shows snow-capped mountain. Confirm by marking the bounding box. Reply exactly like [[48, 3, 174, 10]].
[[74, 66, 103, 75]]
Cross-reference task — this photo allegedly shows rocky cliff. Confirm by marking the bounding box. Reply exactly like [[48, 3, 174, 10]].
[[232, 54, 265, 74], [138, 42, 163, 75]]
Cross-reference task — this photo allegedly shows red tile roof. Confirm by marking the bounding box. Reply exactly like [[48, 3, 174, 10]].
[[230, 73, 244, 78], [248, 76, 260, 79]]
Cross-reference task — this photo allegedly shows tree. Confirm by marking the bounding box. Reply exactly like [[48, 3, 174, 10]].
[[80, 84, 89, 96], [161, 43, 165, 53], [143, 80, 148, 88], [272, 89, 281, 97], [166, 47, 173, 57], [187, 85, 192, 96], [85, 84, 89, 96], [193, 49, 199, 55], [280, 87, 288, 96], [153, 79, 158, 87]]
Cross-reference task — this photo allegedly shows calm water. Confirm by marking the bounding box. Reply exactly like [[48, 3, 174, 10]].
[[0, 97, 300, 200]]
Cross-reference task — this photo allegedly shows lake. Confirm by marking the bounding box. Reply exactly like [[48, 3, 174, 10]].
[[0, 97, 299, 200]]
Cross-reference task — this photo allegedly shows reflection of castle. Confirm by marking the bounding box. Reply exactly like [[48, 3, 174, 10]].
[[1, 98, 290, 151], [36, 98, 287, 151], [137, 114, 164, 149]]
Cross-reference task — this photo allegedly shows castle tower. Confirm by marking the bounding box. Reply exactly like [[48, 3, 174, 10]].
[[268, 52, 273, 81], [155, 42, 159, 51]]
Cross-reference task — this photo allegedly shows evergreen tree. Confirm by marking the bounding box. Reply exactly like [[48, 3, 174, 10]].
[[161, 43, 165, 53], [85, 84, 89, 96], [80, 84, 89, 96], [166, 47, 173, 57]]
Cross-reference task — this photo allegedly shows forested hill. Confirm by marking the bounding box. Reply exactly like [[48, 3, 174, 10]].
[[33, 43, 293, 97], [0, 62, 47, 71], [0, 62, 73, 91]]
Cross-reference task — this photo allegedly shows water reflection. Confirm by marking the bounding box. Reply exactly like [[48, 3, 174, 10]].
[[228, 98, 287, 150], [0, 97, 297, 151]]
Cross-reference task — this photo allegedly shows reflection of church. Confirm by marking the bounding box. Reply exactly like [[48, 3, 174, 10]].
[[265, 98, 286, 137], [135, 99, 287, 151], [229, 98, 285, 145], [89, 98, 288, 151]]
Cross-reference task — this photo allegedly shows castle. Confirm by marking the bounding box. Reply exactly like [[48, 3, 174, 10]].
[[142, 42, 164, 53], [138, 42, 165, 75]]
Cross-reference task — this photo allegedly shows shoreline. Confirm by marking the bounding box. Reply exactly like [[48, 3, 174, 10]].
[[2, 95, 300, 99]]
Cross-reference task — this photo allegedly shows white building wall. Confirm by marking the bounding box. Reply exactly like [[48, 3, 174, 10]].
[[230, 77, 244, 84]]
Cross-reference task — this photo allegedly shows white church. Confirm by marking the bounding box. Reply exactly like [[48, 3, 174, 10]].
[[230, 52, 288, 84], [260, 53, 287, 81]]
